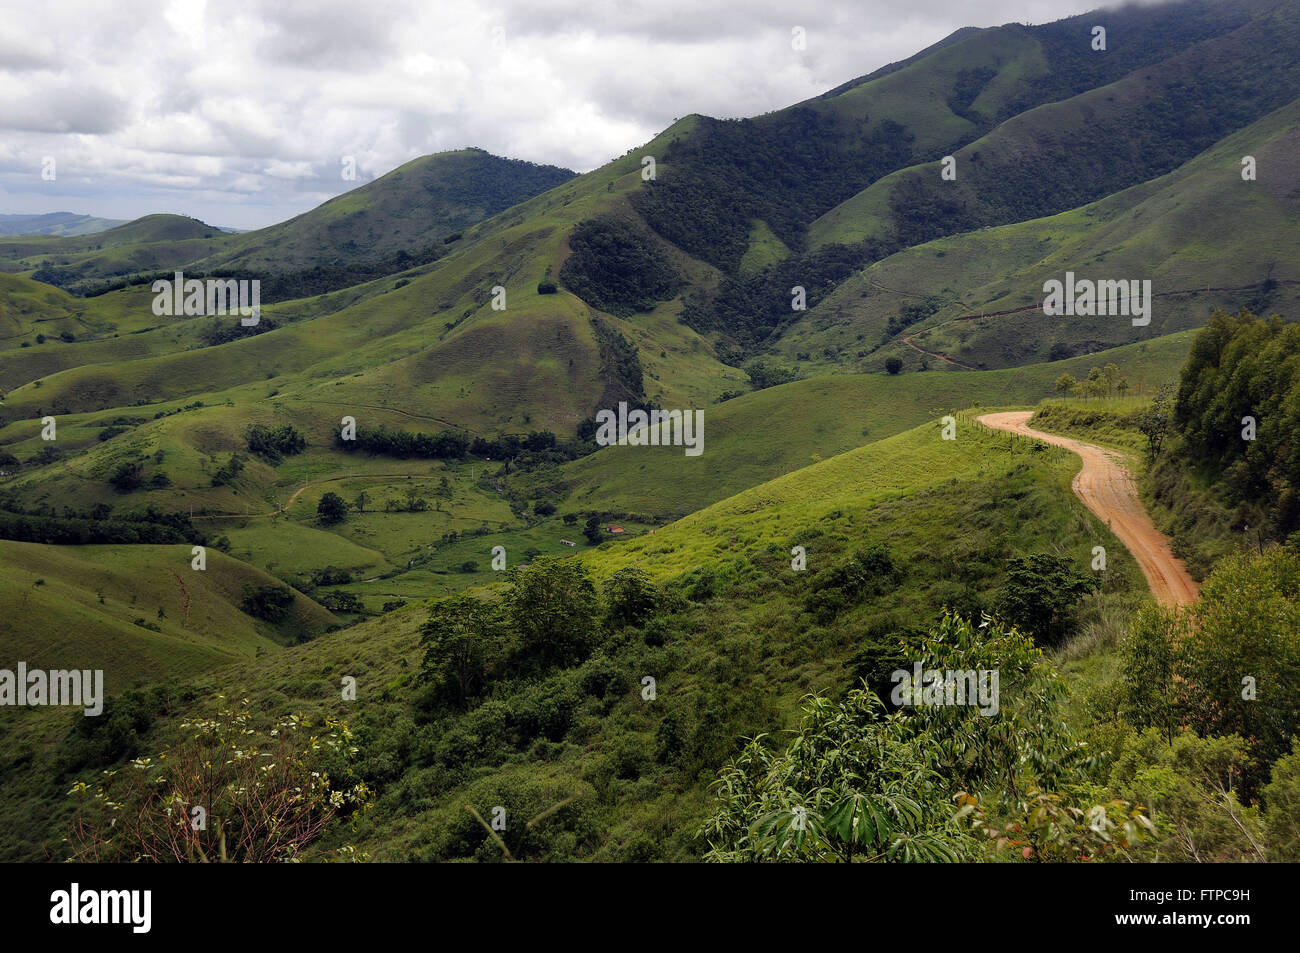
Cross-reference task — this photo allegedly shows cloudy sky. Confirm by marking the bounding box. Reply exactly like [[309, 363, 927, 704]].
[[0, 0, 1105, 230]]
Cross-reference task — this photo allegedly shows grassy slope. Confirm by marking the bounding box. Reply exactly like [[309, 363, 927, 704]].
[[0, 215, 229, 288], [523, 333, 1192, 517], [806, 1, 1300, 251], [188, 149, 577, 274], [0, 123, 732, 440], [775, 96, 1300, 373], [0, 333, 1188, 618], [0, 541, 337, 691], [0, 409, 1149, 861]]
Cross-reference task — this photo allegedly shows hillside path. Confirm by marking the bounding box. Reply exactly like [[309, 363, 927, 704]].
[[977, 411, 1199, 607]]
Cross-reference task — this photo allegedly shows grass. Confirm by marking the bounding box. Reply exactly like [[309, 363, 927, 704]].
[[0, 407, 1154, 861], [1030, 397, 1152, 457], [738, 220, 792, 274], [0, 541, 336, 692], [521, 336, 1190, 518], [784, 96, 1300, 374]]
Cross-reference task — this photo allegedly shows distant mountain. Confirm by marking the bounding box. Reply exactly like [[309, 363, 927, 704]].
[[2, 0, 1299, 865], [0, 212, 127, 237], [0, 214, 230, 295], [191, 148, 577, 274], [0, 150, 575, 298], [6, 0, 1300, 437]]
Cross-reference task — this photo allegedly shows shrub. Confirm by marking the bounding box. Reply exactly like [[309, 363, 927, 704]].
[[240, 584, 295, 622], [317, 492, 349, 525], [606, 567, 659, 629], [996, 553, 1099, 646], [67, 702, 369, 862], [245, 424, 306, 463]]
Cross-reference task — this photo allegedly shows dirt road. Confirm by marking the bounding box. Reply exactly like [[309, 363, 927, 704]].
[[977, 411, 1199, 606]]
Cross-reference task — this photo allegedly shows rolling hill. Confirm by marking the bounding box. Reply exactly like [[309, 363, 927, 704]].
[[0, 213, 128, 238], [1, 0, 1299, 867]]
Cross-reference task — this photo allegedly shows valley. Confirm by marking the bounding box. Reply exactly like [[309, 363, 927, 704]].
[[1, 0, 1298, 870]]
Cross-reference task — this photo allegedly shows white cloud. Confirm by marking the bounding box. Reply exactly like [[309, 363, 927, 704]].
[[0, 0, 1104, 229]]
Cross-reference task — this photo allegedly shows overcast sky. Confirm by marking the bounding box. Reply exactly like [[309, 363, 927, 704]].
[[0, 0, 1109, 230]]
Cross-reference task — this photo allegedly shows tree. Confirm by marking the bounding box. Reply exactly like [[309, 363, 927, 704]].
[[606, 567, 659, 628], [245, 424, 306, 463], [1103, 363, 1120, 396], [211, 453, 246, 487], [745, 359, 798, 390], [1121, 605, 1181, 743], [583, 515, 603, 545], [1054, 372, 1078, 396], [317, 492, 349, 525], [354, 491, 370, 513], [505, 557, 601, 670], [1083, 366, 1107, 399], [995, 553, 1099, 646], [320, 591, 363, 613], [1136, 384, 1175, 460], [1173, 549, 1300, 773], [419, 594, 502, 709], [240, 584, 295, 622], [1264, 742, 1300, 861], [108, 461, 145, 493], [884, 357, 903, 375], [701, 612, 1145, 862]]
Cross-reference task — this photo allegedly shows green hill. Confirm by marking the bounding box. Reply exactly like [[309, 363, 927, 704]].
[[0, 152, 574, 299], [191, 149, 576, 277], [775, 96, 1300, 372], [0, 410, 1148, 861], [519, 332, 1192, 518], [0, 213, 128, 238], [0, 540, 337, 691]]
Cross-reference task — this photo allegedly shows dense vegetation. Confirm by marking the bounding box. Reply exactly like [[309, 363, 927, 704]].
[[0, 502, 205, 545], [335, 425, 592, 467], [1110, 310, 1300, 574], [633, 109, 912, 273], [1171, 310, 1300, 539], [245, 423, 306, 462], [3, 0, 1300, 867], [682, 238, 896, 348], [559, 216, 683, 317], [590, 316, 647, 408]]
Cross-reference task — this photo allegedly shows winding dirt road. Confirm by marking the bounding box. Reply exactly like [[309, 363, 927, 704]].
[[977, 411, 1199, 607]]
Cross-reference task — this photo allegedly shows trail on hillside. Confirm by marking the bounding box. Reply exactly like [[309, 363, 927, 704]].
[[977, 410, 1198, 606], [888, 276, 1297, 369], [900, 331, 976, 369], [195, 471, 423, 520]]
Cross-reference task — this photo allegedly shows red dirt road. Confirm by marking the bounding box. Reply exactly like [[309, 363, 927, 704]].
[[977, 411, 1199, 607]]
